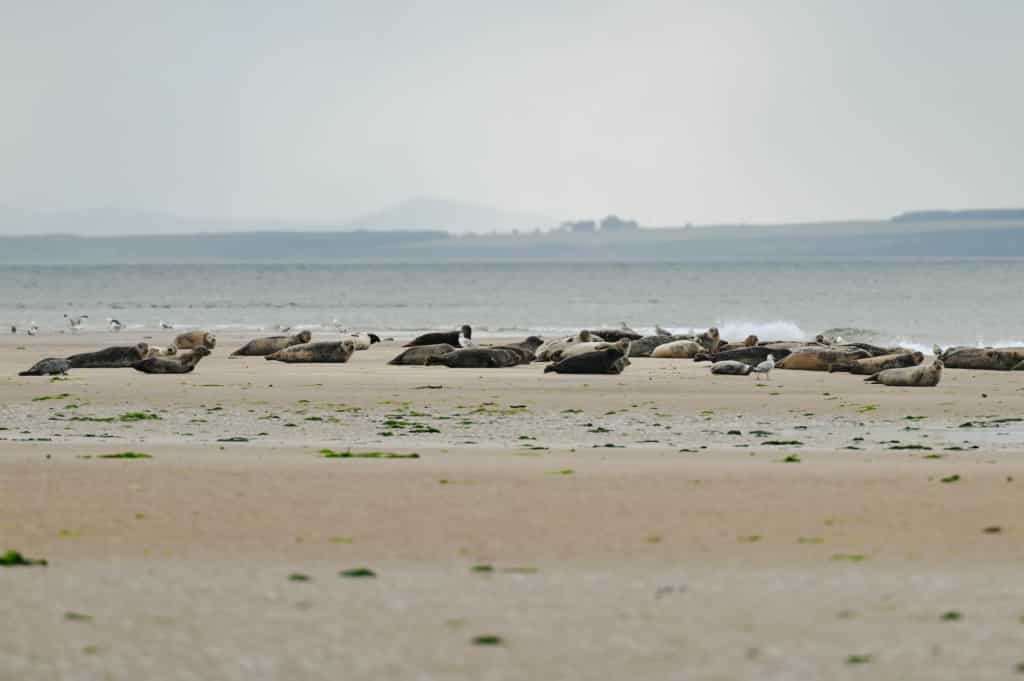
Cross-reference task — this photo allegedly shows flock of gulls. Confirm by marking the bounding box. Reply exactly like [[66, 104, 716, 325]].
[[14, 319, 1024, 387]]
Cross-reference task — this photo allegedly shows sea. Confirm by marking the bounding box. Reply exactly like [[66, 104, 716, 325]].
[[2, 260, 1022, 353]]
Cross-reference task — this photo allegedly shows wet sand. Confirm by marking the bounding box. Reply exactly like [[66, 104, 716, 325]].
[[2, 332, 1024, 680]]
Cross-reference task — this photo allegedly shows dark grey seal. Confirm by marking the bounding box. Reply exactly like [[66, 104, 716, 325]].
[[389, 343, 457, 366], [132, 347, 211, 374], [19, 358, 71, 376], [67, 343, 150, 369], [426, 347, 521, 368], [404, 325, 472, 348], [544, 340, 631, 375]]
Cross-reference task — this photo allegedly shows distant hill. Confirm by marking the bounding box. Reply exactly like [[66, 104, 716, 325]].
[[345, 197, 555, 234], [893, 208, 1024, 222], [4, 219, 1024, 264]]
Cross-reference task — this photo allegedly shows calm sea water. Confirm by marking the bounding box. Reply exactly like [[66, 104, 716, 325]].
[[2, 260, 1022, 351]]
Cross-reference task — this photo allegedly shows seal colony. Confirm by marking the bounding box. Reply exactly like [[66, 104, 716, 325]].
[[12, 322, 1009, 391]]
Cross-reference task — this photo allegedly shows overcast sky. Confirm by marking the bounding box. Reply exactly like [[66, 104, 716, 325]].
[[2, 0, 1022, 232]]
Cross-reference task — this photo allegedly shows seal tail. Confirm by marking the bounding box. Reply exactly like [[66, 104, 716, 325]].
[[543, 365, 556, 374], [863, 372, 881, 383], [18, 370, 37, 376]]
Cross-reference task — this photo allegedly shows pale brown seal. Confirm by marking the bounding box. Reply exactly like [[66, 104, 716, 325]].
[[174, 330, 217, 350], [865, 360, 943, 387], [266, 340, 356, 363]]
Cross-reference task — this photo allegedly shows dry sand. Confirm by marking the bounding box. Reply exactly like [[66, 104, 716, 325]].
[[2, 331, 1024, 680]]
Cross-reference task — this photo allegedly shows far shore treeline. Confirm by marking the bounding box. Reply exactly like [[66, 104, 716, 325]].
[[3, 211, 1024, 264]]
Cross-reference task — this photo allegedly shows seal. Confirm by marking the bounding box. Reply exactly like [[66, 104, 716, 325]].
[[709, 360, 752, 376], [535, 331, 594, 362], [544, 340, 631, 375], [133, 347, 211, 374], [552, 341, 616, 362], [146, 345, 177, 359], [426, 347, 522, 368], [67, 343, 150, 369], [865, 360, 943, 387], [266, 340, 356, 364], [582, 328, 642, 343], [629, 333, 702, 357], [693, 346, 792, 365], [173, 330, 217, 350], [828, 351, 923, 374], [775, 347, 870, 371], [350, 332, 382, 351], [19, 358, 71, 376], [388, 343, 457, 366], [404, 325, 472, 348], [230, 330, 312, 357], [938, 347, 1024, 371], [651, 340, 703, 359], [490, 336, 544, 364]]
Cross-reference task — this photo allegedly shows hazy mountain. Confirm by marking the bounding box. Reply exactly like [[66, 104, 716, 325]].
[[345, 197, 556, 234]]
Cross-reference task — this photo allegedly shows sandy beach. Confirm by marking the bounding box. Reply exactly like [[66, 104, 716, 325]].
[[3, 331, 1024, 680]]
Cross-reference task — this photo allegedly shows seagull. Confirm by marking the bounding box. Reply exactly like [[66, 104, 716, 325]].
[[108, 318, 123, 333], [160, 320, 174, 330], [932, 344, 943, 357], [64, 314, 88, 333], [751, 353, 775, 382], [27, 322, 39, 336]]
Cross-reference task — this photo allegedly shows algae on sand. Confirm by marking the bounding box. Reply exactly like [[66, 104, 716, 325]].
[[98, 452, 152, 459], [0, 550, 48, 567], [320, 449, 419, 459]]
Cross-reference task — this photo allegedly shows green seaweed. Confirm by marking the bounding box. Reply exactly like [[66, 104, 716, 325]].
[[832, 554, 867, 563], [288, 573, 311, 582], [471, 635, 503, 646], [0, 550, 47, 566], [941, 611, 962, 621], [339, 568, 376, 578], [98, 452, 152, 459], [940, 474, 961, 483], [471, 564, 494, 573], [320, 449, 419, 459], [32, 393, 72, 402], [781, 455, 801, 463], [64, 612, 93, 622], [763, 440, 803, 446], [846, 654, 873, 665], [118, 412, 161, 422]]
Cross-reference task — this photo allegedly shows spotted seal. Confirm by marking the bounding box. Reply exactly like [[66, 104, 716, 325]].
[[231, 330, 312, 357], [67, 343, 150, 369], [173, 330, 217, 350], [133, 347, 211, 374], [19, 358, 71, 376], [865, 360, 943, 387], [266, 340, 356, 363], [544, 340, 631, 375]]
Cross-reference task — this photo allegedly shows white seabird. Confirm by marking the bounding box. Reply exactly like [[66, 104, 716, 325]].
[[64, 314, 88, 333], [751, 353, 775, 382]]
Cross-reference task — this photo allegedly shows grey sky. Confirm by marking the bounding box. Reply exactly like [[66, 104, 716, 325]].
[[2, 0, 1022, 232]]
